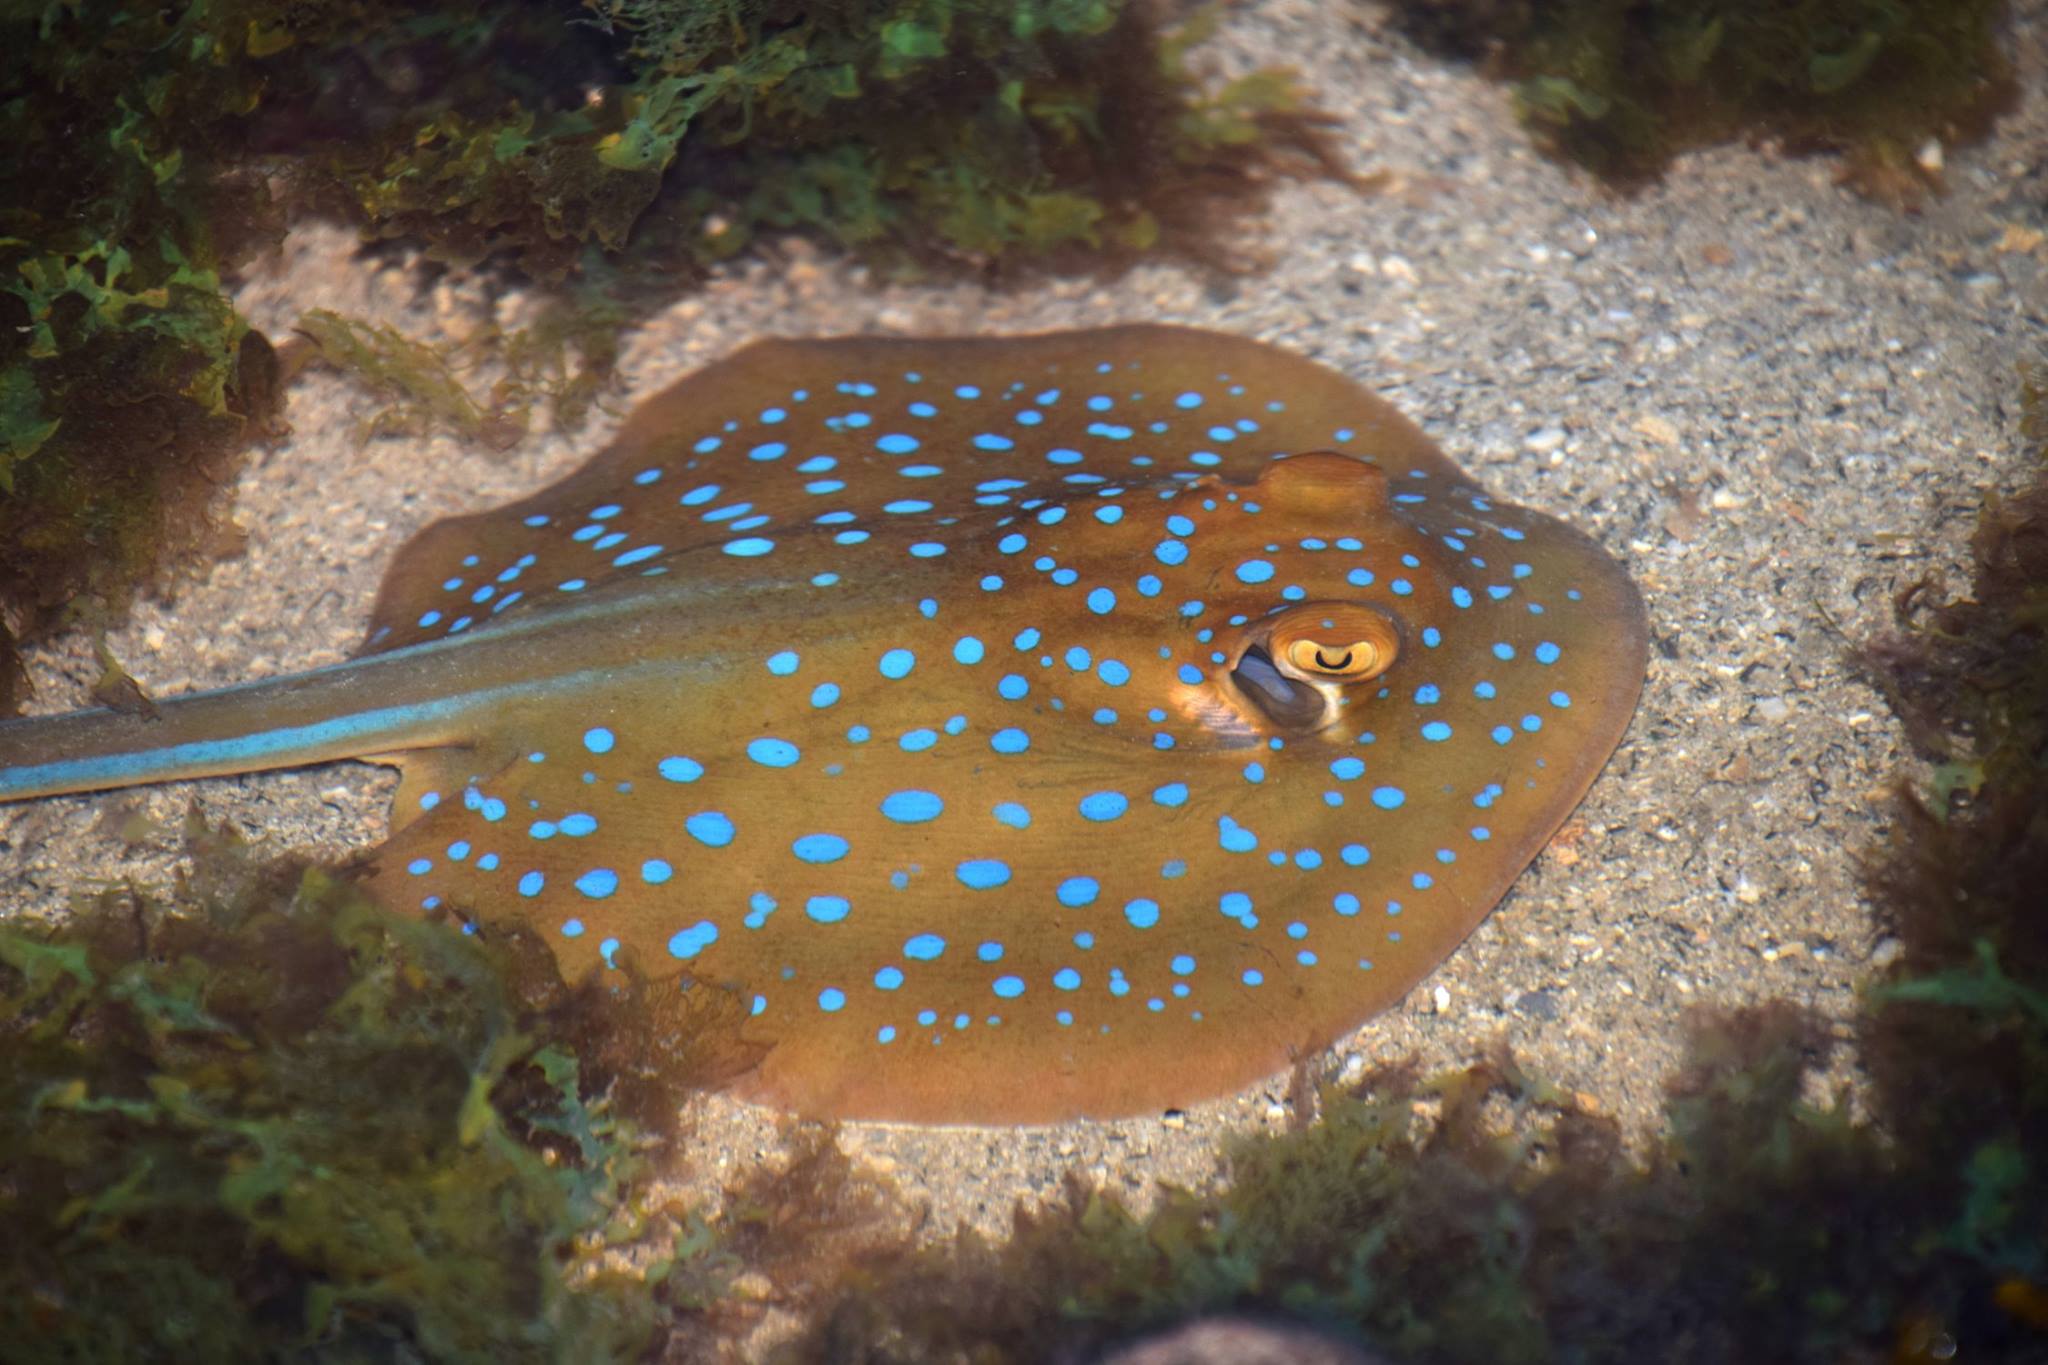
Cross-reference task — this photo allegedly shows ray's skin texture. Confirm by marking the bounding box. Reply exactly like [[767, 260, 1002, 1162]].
[[0, 326, 1647, 1125]]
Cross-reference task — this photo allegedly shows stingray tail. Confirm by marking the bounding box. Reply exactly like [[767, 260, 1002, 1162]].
[[0, 651, 473, 802]]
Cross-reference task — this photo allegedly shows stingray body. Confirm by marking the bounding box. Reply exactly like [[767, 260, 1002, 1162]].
[[0, 326, 1645, 1124]]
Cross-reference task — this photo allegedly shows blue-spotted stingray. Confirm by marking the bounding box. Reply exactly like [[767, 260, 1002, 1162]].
[[0, 325, 1645, 1124]]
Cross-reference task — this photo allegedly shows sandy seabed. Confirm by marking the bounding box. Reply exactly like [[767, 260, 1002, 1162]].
[[4, 0, 2045, 1262]]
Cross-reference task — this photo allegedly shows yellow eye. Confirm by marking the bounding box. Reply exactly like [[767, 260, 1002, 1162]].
[[1268, 604, 1400, 683]]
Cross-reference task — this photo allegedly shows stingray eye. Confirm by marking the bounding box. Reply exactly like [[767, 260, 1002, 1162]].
[[1269, 604, 1400, 684]]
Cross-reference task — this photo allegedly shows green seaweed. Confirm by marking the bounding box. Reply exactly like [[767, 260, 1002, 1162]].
[[0, 813, 741, 1362], [1379, 0, 2014, 192]]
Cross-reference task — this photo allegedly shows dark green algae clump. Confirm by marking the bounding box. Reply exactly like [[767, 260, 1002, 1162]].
[[1380, 0, 2014, 192], [0, 814, 765, 1362], [0, 0, 1340, 713]]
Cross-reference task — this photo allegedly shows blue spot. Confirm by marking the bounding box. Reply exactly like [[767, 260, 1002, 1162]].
[[747, 737, 800, 768], [908, 542, 947, 559], [1177, 663, 1204, 685], [1371, 786, 1407, 810], [1064, 645, 1091, 671], [1415, 684, 1441, 705], [1057, 877, 1099, 908], [1098, 659, 1131, 686], [686, 811, 736, 846], [1295, 849, 1323, 869], [954, 636, 985, 665], [1452, 586, 1473, 608], [1124, 899, 1161, 929], [879, 648, 915, 679], [1135, 574, 1161, 597], [1014, 627, 1041, 650], [810, 683, 840, 708], [583, 727, 615, 754], [749, 441, 787, 461], [656, 922, 718, 965], [990, 727, 1030, 754], [881, 790, 945, 823], [905, 933, 947, 961], [575, 868, 618, 899], [992, 975, 1025, 999], [1522, 714, 1544, 732], [1330, 757, 1365, 781], [519, 871, 545, 897], [1153, 782, 1189, 807], [999, 533, 1028, 554], [1094, 505, 1124, 525], [1219, 891, 1254, 923], [1423, 627, 1442, 648], [723, 537, 775, 557], [993, 801, 1031, 829], [1054, 967, 1082, 990], [806, 896, 851, 923], [1154, 539, 1189, 566], [1234, 559, 1274, 584], [659, 756, 704, 783], [561, 919, 584, 938], [1218, 816, 1258, 853], [1078, 791, 1129, 822], [956, 859, 1012, 890], [559, 813, 597, 837], [974, 433, 1014, 451], [793, 834, 850, 864], [613, 545, 663, 568], [884, 498, 932, 514], [407, 857, 431, 876], [1536, 641, 1561, 664], [899, 728, 938, 752], [1242, 969, 1264, 987], [1551, 690, 1573, 708], [875, 966, 905, 990], [877, 433, 919, 454], [1493, 642, 1516, 660], [818, 988, 847, 1013], [1391, 578, 1413, 596], [998, 673, 1029, 700], [1175, 391, 1203, 409], [1422, 721, 1453, 742], [1087, 587, 1116, 614], [642, 859, 672, 884], [1492, 725, 1514, 745]]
